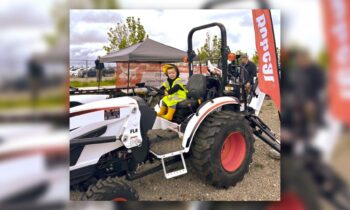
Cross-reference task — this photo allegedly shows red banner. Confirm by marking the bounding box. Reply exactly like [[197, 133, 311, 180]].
[[322, 0, 350, 125], [252, 9, 280, 111]]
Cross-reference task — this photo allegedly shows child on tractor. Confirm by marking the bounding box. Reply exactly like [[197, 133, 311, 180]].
[[157, 64, 188, 121]]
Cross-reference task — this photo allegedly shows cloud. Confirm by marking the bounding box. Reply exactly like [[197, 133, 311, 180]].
[[228, 33, 240, 43], [70, 44, 105, 60], [271, 11, 281, 25], [70, 28, 108, 45], [239, 13, 253, 27], [69, 11, 124, 46], [208, 10, 247, 20], [70, 10, 122, 24], [0, 1, 52, 28], [69, 10, 281, 62]]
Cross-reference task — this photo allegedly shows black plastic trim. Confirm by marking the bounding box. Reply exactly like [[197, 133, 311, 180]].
[[70, 164, 96, 186], [71, 136, 117, 147]]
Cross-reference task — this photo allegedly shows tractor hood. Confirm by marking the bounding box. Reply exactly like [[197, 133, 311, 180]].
[[69, 96, 138, 131]]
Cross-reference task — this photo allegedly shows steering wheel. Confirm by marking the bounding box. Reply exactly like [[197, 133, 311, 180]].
[[145, 86, 162, 96], [144, 86, 162, 106]]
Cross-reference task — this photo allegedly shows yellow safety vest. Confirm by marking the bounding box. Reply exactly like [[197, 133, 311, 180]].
[[162, 77, 188, 107]]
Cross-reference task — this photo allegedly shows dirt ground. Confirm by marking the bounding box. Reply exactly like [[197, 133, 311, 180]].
[[71, 98, 280, 201]]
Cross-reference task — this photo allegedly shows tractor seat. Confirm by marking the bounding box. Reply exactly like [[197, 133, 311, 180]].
[[177, 74, 207, 109], [177, 99, 198, 108]]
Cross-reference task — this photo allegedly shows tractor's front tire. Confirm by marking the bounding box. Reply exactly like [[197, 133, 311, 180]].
[[81, 177, 139, 201], [191, 111, 255, 188]]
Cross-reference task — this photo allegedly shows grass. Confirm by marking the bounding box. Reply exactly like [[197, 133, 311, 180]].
[[0, 94, 66, 110], [70, 79, 115, 87]]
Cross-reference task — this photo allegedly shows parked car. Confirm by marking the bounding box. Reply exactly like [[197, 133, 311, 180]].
[[69, 67, 79, 77], [102, 67, 115, 76], [78, 67, 97, 78]]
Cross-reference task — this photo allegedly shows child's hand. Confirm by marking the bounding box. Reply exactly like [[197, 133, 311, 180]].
[[164, 91, 168, 96]]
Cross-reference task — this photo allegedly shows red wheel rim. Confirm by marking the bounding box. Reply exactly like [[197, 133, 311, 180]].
[[112, 197, 128, 202], [267, 192, 306, 210], [220, 132, 247, 172]]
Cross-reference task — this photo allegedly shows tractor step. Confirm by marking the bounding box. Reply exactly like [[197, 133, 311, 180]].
[[148, 129, 187, 179], [160, 153, 187, 179], [148, 129, 184, 156]]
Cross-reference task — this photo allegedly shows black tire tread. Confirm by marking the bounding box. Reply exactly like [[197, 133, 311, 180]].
[[191, 111, 255, 188], [81, 177, 139, 201]]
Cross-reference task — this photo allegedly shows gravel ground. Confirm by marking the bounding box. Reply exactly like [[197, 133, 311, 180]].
[[71, 98, 280, 201]]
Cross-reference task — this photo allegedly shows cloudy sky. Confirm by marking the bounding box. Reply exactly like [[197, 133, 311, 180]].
[[0, 0, 323, 79], [70, 9, 281, 61]]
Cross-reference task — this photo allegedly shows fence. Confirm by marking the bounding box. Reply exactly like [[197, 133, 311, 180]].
[[70, 59, 116, 69], [69, 60, 116, 87]]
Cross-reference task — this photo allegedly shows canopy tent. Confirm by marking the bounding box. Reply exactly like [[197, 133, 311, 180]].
[[100, 38, 189, 90], [100, 38, 187, 63]]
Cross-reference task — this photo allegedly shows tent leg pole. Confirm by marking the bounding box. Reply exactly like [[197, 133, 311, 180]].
[[127, 61, 130, 94]]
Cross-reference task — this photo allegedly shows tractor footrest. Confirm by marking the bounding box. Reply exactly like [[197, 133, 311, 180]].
[[149, 129, 183, 156]]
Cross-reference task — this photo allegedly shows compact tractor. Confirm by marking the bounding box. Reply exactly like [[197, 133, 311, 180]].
[[69, 23, 280, 200]]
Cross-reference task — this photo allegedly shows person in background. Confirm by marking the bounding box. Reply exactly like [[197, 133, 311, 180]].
[[28, 58, 44, 108], [293, 50, 326, 137], [240, 53, 257, 94], [95, 56, 104, 88]]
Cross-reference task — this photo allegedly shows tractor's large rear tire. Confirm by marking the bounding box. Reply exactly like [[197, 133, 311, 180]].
[[191, 111, 255, 188], [81, 177, 139, 201]]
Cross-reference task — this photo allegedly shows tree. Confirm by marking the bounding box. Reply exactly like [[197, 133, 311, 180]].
[[317, 48, 329, 70], [103, 17, 148, 53], [276, 47, 280, 68], [252, 51, 259, 65], [44, 1, 69, 48], [196, 33, 221, 64]]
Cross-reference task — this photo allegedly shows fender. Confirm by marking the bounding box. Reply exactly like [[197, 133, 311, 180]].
[[182, 96, 240, 152]]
